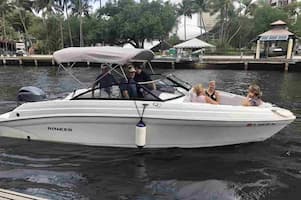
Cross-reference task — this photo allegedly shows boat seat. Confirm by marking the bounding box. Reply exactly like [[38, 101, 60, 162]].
[[219, 91, 245, 106]]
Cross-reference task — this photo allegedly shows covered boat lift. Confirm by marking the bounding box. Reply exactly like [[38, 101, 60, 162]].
[[173, 38, 215, 61], [255, 20, 298, 60]]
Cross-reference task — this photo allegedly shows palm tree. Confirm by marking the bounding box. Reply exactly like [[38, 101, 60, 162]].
[[209, 0, 235, 45], [33, 0, 63, 50], [0, 0, 13, 51], [61, 0, 74, 47], [227, 0, 258, 45], [70, 0, 91, 47], [177, 0, 195, 41], [193, 0, 208, 39], [13, 0, 34, 47]]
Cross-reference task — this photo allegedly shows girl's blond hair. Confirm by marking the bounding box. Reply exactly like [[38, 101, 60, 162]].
[[193, 84, 204, 96]]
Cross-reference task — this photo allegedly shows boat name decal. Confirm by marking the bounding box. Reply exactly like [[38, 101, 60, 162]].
[[48, 127, 72, 132], [246, 123, 276, 127]]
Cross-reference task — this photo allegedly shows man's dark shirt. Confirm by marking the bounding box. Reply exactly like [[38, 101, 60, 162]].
[[95, 73, 117, 94], [134, 71, 152, 98], [119, 78, 138, 98], [134, 71, 151, 83]]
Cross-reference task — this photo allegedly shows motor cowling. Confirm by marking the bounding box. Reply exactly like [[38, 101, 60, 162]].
[[17, 86, 47, 103]]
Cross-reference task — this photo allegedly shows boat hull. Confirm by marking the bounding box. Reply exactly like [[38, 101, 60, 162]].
[[0, 98, 295, 148], [0, 115, 292, 148]]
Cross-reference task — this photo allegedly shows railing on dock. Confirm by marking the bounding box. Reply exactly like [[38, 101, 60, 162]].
[[1, 54, 301, 71]]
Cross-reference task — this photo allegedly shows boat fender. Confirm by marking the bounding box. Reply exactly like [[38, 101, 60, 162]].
[[135, 120, 146, 149]]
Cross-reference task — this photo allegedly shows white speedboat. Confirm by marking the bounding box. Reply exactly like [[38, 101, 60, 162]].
[[0, 47, 296, 148]]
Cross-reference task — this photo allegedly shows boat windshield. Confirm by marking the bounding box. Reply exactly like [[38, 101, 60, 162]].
[[70, 74, 190, 101]]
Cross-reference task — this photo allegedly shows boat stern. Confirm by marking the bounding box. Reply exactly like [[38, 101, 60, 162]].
[[0, 111, 32, 140]]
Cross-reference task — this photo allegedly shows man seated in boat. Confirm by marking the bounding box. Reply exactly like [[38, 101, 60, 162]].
[[119, 65, 138, 99], [242, 84, 263, 106], [205, 80, 220, 104], [185, 84, 218, 104], [92, 64, 117, 98], [134, 64, 156, 98]]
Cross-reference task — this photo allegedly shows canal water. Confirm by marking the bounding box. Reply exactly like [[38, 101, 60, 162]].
[[0, 66, 300, 200]]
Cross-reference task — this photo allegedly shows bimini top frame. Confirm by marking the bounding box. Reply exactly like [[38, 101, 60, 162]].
[[53, 46, 156, 88]]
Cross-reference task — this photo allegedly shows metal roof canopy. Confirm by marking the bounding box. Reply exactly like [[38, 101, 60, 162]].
[[258, 20, 295, 42], [259, 35, 289, 41]]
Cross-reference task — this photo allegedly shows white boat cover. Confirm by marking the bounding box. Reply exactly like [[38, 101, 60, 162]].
[[53, 46, 155, 65]]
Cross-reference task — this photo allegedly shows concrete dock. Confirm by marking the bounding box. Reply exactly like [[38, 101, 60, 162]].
[[0, 188, 46, 200]]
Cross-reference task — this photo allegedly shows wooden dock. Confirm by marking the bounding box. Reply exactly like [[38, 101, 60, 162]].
[[0, 188, 47, 200], [0, 55, 55, 66], [1, 54, 301, 71]]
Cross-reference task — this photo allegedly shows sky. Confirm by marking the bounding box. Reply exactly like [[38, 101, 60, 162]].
[[92, 0, 181, 9]]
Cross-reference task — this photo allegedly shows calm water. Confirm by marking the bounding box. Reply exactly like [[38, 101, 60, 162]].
[[0, 66, 300, 200]]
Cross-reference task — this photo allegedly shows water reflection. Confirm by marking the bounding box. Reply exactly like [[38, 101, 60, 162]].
[[145, 180, 239, 200]]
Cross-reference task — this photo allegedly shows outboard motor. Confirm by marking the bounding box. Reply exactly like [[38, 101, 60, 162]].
[[17, 86, 47, 103]]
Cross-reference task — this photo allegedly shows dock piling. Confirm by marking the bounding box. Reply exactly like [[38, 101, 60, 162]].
[[34, 59, 38, 67], [244, 62, 248, 70], [284, 62, 289, 71], [171, 61, 175, 69]]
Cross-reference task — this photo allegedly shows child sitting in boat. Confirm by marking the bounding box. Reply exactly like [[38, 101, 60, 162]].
[[185, 84, 218, 104], [205, 80, 220, 104], [242, 84, 263, 106]]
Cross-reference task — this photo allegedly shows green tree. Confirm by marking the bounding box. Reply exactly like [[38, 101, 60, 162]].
[[253, 5, 289, 36], [177, 0, 195, 41], [33, 0, 65, 49], [209, 0, 236, 46], [0, 0, 13, 51], [13, 0, 34, 47], [99, 0, 177, 48], [193, 0, 208, 39], [70, 0, 91, 47]]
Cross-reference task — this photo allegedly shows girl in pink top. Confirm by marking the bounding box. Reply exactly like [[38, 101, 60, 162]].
[[188, 84, 218, 104]]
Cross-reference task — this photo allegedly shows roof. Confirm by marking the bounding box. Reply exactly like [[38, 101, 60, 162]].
[[123, 40, 160, 49], [270, 20, 287, 26], [53, 46, 155, 65], [259, 29, 294, 41], [151, 41, 172, 52], [174, 38, 215, 49]]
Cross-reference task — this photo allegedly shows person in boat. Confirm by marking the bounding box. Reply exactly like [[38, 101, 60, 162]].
[[205, 80, 220, 104], [92, 64, 117, 98], [242, 84, 263, 106], [187, 84, 218, 104], [134, 64, 156, 97], [119, 65, 138, 99]]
